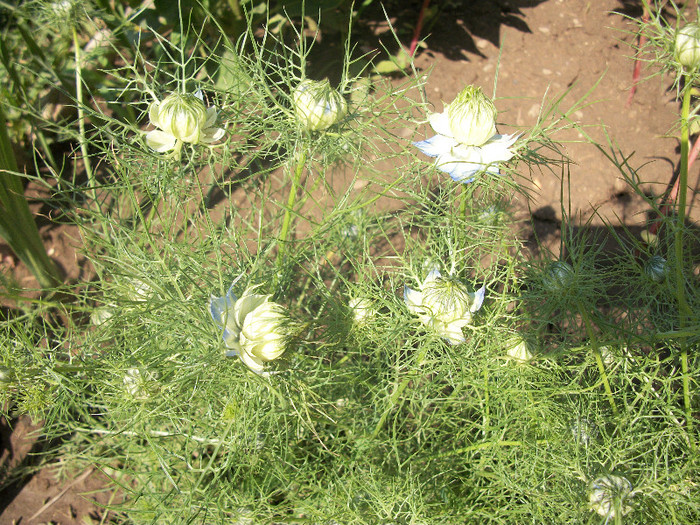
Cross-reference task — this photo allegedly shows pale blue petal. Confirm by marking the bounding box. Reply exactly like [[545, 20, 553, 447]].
[[413, 134, 457, 158], [469, 285, 486, 313], [424, 268, 442, 284]]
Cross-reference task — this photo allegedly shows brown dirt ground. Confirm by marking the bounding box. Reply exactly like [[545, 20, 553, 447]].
[[1, 0, 696, 522]]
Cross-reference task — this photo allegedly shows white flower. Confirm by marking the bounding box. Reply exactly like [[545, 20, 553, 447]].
[[209, 285, 289, 374], [588, 474, 634, 519], [146, 91, 225, 153], [349, 297, 376, 325], [123, 367, 156, 400], [505, 336, 533, 363], [676, 23, 700, 69], [414, 85, 516, 183], [404, 268, 485, 345], [293, 79, 347, 131]]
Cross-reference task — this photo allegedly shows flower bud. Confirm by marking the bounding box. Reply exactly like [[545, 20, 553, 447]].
[[0, 365, 13, 391], [293, 79, 347, 131], [588, 474, 634, 518], [676, 23, 700, 69], [445, 86, 497, 147], [150, 93, 208, 144], [542, 261, 574, 292], [505, 335, 533, 363], [645, 255, 667, 282]]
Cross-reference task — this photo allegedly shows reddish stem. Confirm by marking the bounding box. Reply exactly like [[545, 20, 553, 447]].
[[408, 0, 431, 57], [626, 6, 650, 107], [646, 136, 700, 237]]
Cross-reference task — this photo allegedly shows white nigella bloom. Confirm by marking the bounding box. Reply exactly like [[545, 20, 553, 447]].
[[588, 474, 635, 519], [349, 297, 376, 325], [293, 79, 347, 131], [209, 285, 289, 375], [414, 85, 517, 183], [404, 268, 485, 345], [146, 91, 225, 153], [676, 23, 700, 70]]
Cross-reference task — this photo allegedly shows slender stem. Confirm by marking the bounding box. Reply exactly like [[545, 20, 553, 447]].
[[580, 305, 618, 416], [371, 344, 429, 439], [676, 83, 694, 448], [72, 27, 95, 205], [277, 148, 307, 263], [426, 439, 549, 461]]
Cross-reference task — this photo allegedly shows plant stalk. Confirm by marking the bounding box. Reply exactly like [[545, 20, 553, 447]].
[[277, 148, 307, 263], [676, 82, 694, 447], [580, 305, 618, 416], [371, 343, 429, 439], [72, 26, 96, 206]]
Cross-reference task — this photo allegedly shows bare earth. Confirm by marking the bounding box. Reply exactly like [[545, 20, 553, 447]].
[[0, 0, 693, 522]]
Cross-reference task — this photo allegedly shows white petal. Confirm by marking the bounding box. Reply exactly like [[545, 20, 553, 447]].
[[423, 268, 442, 285], [204, 106, 217, 128], [469, 285, 486, 313], [480, 134, 517, 164], [201, 126, 225, 143], [234, 293, 269, 328], [414, 134, 458, 158], [239, 349, 266, 374], [428, 111, 453, 137], [442, 320, 468, 345], [404, 285, 424, 314], [148, 101, 161, 128], [145, 130, 176, 152]]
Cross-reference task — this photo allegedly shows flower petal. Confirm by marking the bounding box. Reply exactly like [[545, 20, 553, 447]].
[[201, 126, 225, 144], [404, 285, 424, 314], [148, 101, 161, 129], [469, 284, 486, 313], [423, 268, 442, 285], [234, 292, 269, 329], [479, 134, 517, 164], [427, 110, 453, 137], [239, 348, 266, 374], [442, 319, 468, 345], [145, 130, 177, 152], [204, 106, 217, 128], [413, 134, 458, 158]]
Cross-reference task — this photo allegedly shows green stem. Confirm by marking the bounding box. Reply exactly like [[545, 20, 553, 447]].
[[580, 305, 618, 416], [0, 106, 61, 288], [676, 83, 694, 447], [371, 343, 429, 439], [72, 27, 96, 206], [426, 439, 549, 461], [277, 148, 307, 263]]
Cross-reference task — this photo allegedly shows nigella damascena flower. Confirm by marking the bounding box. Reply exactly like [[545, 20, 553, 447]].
[[414, 85, 517, 183], [588, 474, 634, 519], [349, 297, 377, 326], [146, 91, 225, 153], [293, 79, 347, 131], [209, 285, 290, 375], [404, 268, 485, 344]]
